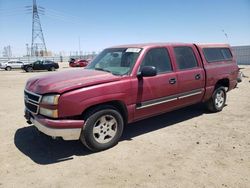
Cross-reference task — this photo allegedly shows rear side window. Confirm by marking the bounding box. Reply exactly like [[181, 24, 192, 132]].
[[44, 61, 52, 64], [140, 48, 172, 74], [203, 48, 232, 63], [174, 47, 198, 70]]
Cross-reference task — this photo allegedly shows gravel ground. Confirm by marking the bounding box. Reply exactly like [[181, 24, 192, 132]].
[[0, 63, 249, 188]]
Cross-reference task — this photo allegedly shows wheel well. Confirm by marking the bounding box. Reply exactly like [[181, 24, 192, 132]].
[[82, 101, 128, 124], [215, 78, 229, 90]]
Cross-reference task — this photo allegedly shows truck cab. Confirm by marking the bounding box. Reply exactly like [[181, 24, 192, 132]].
[[24, 43, 238, 151]]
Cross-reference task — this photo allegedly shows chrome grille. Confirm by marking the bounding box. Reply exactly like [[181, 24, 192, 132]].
[[24, 89, 42, 114]]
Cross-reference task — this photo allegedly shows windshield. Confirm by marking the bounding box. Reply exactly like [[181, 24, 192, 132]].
[[86, 48, 142, 75]]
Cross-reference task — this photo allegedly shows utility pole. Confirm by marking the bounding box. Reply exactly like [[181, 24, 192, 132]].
[[30, 0, 47, 56], [78, 36, 81, 58], [2, 45, 12, 58], [26, 43, 30, 56]]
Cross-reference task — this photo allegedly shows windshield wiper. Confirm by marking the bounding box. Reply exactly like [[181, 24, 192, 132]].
[[95, 67, 112, 73], [94, 67, 122, 76]]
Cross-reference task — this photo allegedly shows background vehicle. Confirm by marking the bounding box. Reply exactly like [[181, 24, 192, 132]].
[[24, 43, 238, 151], [0, 60, 24, 71], [69, 59, 89, 67], [22, 60, 59, 72], [68, 58, 76, 65]]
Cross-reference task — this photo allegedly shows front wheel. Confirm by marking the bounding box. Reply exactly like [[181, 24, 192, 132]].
[[26, 67, 33, 72], [5, 66, 11, 71], [206, 86, 226, 112], [80, 106, 124, 151]]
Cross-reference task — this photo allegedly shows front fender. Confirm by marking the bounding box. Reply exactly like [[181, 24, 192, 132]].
[[79, 92, 128, 113], [58, 92, 128, 118], [58, 78, 132, 118]]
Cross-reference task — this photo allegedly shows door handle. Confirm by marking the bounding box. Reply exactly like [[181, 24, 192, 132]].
[[169, 78, 176, 84], [195, 74, 201, 80]]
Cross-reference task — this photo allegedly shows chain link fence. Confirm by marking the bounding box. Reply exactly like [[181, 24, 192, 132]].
[[0, 54, 98, 64], [1, 46, 249, 65]]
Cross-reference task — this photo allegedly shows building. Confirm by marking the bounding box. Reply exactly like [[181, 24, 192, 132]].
[[232, 45, 250, 65]]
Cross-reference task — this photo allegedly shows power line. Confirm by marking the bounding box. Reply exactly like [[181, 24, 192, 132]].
[[44, 13, 80, 25], [45, 8, 81, 21], [0, 7, 27, 17]]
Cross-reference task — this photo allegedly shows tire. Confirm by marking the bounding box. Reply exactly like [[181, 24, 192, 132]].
[[206, 86, 226, 112], [5, 66, 11, 71], [49, 67, 56, 71], [26, 67, 33, 72], [80, 106, 124, 151]]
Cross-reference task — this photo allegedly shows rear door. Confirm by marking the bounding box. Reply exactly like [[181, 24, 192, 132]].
[[134, 47, 180, 120], [43, 61, 50, 70], [12, 61, 20, 68], [16, 61, 23, 68], [171, 45, 205, 106], [17, 61, 23, 69]]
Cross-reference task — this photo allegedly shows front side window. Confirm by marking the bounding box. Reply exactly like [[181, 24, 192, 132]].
[[87, 48, 141, 75], [34, 61, 42, 65], [139, 48, 172, 74], [174, 47, 198, 70], [203, 48, 232, 62]]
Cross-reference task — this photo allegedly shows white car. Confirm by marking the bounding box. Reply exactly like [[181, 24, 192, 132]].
[[0, 60, 24, 71]]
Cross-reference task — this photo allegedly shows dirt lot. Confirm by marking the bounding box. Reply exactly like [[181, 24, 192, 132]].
[[0, 63, 249, 188]]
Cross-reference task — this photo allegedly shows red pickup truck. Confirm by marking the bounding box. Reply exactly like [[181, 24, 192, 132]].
[[24, 43, 238, 151]]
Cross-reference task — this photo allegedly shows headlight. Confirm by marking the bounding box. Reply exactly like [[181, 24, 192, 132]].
[[40, 107, 58, 118], [41, 94, 60, 105], [39, 94, 60, 118]]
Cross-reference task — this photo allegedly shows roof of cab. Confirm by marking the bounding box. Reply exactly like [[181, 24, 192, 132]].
[[111, 43, 187, 48], [110, 43, 230, 49]]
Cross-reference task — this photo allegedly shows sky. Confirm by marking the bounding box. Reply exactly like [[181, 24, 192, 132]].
[[0, 0, 249, 56]]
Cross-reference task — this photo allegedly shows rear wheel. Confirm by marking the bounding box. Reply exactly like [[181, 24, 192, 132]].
[[5, 66, 11, 71], [49, 66, 56, 71], [80, 106, 124, 151], [206, 86, 226, 112]]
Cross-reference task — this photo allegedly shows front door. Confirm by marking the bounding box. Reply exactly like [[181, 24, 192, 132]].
[[33, 61, 43, 70]]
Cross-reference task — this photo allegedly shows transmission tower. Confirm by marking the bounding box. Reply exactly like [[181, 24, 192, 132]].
[[31, 0, 47, 56]]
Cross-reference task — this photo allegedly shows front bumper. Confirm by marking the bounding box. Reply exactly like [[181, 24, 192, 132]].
[[25, 110, 84, 140]]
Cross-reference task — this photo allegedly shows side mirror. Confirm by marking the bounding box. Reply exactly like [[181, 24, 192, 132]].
[[139, 66, 157, 78]]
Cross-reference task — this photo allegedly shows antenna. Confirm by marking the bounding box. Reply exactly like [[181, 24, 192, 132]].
[[221, 29, 229, 43], [30, 0, 47, 56]]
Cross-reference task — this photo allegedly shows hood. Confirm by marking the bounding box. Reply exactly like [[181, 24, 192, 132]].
[[25, 69, 121, 94]]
